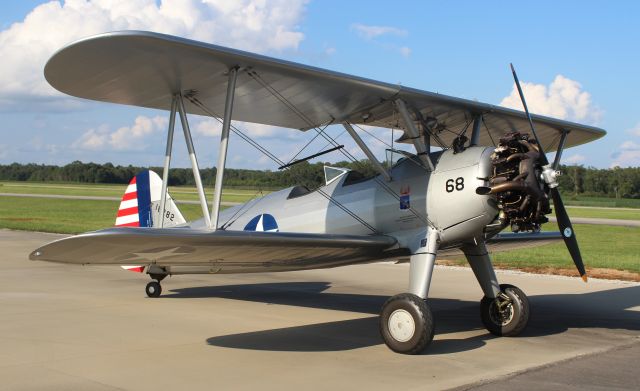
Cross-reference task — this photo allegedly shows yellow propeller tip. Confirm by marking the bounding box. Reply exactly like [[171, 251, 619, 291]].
[[581, 274, 588, 283]]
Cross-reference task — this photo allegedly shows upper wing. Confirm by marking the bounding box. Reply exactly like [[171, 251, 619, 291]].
[[29, 228, 403, 270], [45, 31, 605, 150]]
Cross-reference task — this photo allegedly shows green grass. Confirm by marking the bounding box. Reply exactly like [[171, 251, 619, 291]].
[[491, 224, 640, 273], [565, 206, 640, 220], [0, 196, 120, 233], [561, 194, 640, 208], [0, 196, 221, 234], [0, 181, 265, 204], [444, 224, 640, 274]]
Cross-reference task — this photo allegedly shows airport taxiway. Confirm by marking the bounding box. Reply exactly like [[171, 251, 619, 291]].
[[1, 230, 638, 390]]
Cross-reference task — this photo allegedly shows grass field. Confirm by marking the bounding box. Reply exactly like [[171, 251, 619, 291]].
[[564, 207, 640, 221], [1, 181, 638, 275], [447, 224, 639, 274], [0, 196, 209, 233], [0, 181, 268, 204], [561, 194, 640, 208]]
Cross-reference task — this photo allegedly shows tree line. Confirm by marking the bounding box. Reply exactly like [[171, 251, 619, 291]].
[[0, 160, 379, 190], [1, 161, 639, 198]]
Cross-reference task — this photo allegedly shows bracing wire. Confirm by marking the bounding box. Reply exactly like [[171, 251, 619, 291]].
[[246, 70, 433, 227], [185, 95, 380, 233]]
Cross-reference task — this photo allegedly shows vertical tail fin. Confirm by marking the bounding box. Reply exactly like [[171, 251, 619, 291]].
[[115, 170, 186, 229], [117, 170, 186, 273]]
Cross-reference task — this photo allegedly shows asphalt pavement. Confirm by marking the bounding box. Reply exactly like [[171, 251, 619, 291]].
[[1, 230, 638, 390]]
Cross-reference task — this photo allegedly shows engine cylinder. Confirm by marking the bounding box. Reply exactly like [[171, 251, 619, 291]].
[[480, 132, 551, 232]]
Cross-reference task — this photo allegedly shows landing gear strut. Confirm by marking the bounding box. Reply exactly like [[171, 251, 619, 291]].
[[463, 244, 530, 337], [380, 227, 438, 354]]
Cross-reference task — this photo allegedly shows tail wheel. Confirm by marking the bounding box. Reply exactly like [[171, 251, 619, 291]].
[[380, 293, 435, 354], [145, 281, 162, 298], [481, 284, 529, 336]]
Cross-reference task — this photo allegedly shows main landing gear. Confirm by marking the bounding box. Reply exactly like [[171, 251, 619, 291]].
[[464, 244, 530, 338], [145, 281, 162, 297], [380, 232, 530, 354], [145, 272, 167, 298], [380, 293, 435, 354], [480, 284, 529, 336]]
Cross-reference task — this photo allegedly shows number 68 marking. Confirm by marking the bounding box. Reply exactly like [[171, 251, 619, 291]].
[[445, 177, 464, 192]]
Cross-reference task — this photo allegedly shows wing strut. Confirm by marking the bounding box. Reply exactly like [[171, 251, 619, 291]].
[[552, 129, 569, 170], [177, 93, 212, 228], [395, 99, 434, 171], [342, 122, 391, 181], [159, 95, 177, 227], [469, 115, 482, 146], [211, 67, 239, 229]]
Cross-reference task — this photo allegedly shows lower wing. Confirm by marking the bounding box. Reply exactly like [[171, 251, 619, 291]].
[[438, 231, 563, 257], [30, 228, 403, 270]]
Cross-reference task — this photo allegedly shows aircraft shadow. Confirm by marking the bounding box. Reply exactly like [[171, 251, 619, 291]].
[[164, 282, 640, 354]]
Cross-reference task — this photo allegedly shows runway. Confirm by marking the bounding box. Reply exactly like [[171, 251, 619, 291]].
[[1, 230, 638, 390]]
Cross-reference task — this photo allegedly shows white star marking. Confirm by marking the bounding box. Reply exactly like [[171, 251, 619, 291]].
[[255, 214, 278, 232]]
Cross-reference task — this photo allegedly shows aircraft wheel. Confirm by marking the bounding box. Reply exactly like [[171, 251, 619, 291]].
[[145, 281, 162, 298], [480, 284, 529, 336], [380, 293, 435, 354]]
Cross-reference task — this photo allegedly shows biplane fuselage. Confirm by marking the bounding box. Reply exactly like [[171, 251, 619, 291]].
[[173, 147, 496, 275]]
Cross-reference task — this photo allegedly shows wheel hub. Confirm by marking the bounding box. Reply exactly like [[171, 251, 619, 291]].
[[490, 296, 515, 326], [388, 309, 415, 342]]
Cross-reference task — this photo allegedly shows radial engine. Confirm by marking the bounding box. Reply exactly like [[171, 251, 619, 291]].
[[477, 132, 553, 232]]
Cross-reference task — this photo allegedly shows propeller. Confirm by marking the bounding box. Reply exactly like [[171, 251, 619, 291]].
[[510, 63, 588, 282]]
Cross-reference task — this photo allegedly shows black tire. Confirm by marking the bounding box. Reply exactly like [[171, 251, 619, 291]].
[[380, 293, 435, 354], [480, 284, 529, 336], [145, 281, 162, 298]]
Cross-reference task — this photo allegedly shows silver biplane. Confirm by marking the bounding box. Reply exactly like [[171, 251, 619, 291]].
[[31, 31, 605, 354]]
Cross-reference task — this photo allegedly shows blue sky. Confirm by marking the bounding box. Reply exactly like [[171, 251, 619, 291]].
[[1, 0, 638, 169]]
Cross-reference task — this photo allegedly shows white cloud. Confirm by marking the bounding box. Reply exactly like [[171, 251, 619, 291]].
[[72, 115, 167, 151], [620, 140, 640, 151], [351, 23, 407, 39], [194, 118, 222, 137], [611, 151, 640, 168], [500, 75, 602, 124], [563, 154, 586, 165], [610, 123, 640, 167], [194, 117, 289, 139], [626, 122, 640, 137], [0, 0, 307, 109], [350, 23, 411, 59], [611, 140, 640, 168]]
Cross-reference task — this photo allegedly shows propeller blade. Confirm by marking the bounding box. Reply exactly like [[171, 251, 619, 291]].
[[509, 63, 550, 166], [510, 63, 586, 282], [550, 188, 588, 282]]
